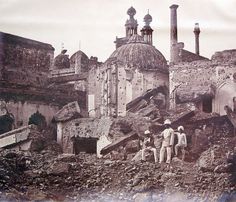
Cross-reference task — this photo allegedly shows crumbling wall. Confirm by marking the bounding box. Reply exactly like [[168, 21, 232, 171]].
[[170, 51, 236, 113], [88, 56, 169, 118], [0, 32, 88, 130], [212, 49, 236, 64], [169, 61, 215, 104], [87, 58, 125, 117], [0, 32, 54, 73], [131, 70, 169, 103]]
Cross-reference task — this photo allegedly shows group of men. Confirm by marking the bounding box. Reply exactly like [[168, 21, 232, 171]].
[[141, 119, 187, 164]]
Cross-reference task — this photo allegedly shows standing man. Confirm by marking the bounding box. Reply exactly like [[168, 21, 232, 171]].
[[174, 126, 187, 161], [159, 119, 174, 164], [141, 130, 158, 163]]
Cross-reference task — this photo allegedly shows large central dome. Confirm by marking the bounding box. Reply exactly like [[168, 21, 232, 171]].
[[108, 35, 168, 73]]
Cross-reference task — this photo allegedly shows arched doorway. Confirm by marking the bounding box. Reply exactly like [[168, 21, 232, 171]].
[[0, 100, 14, 135], [0, 114, 14, 135], [213, 80, 236, 115], [28, 111, 47, 131]]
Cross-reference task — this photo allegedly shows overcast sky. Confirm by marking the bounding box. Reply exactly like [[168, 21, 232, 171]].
[[0, 0, 236, 62]]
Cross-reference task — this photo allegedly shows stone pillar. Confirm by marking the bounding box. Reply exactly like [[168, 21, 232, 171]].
[[170, 4, 179, 63], [194, 23, 200, 55], [116, 66, 126, 117], [57, 122, 63, 145]]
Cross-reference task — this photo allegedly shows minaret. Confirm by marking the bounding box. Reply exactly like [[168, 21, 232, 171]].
[[194, 23, 200, 55], [141, 10, 153, 45], [170, 4, 179, 63], [125, 6, 138, 37]]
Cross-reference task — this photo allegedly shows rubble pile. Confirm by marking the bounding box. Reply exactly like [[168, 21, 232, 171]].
[[0, 89, 236, 201], [0, 151, 27, 190], [0, 144, 235, 201], [126, 88, 167, 121]]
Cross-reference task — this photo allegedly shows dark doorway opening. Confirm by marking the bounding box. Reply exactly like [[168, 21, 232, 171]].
[[74, 137, 98, 154], [28, 111, 47, 131], [0, 114, 14, 135], [202, 96, 212, 113]]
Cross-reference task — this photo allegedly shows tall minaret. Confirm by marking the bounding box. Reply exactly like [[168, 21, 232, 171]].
[[141, 10, 153, 45], [170, 4, 179, 63], [194, 23, 200, 55], [125, 6, 138, 37]]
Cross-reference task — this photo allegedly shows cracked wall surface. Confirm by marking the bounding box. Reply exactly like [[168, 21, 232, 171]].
[[169, 50, 236, 114]]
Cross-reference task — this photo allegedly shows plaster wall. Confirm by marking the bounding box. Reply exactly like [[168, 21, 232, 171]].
[[4, 100, 59, 127], [131, 70, 169, 101]]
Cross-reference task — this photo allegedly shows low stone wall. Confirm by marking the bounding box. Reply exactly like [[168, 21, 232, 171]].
[[0, 125, 37, 150], [57, 118, 113, 154]]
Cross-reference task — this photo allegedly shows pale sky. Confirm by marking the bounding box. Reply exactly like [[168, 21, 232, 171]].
[[0, 0, 236, 62]]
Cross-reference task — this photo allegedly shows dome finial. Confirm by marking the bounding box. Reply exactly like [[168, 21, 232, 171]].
[[125, 7, 138, 37], [127, 6, 136, 18], [141, 10, 153, 45], [144, 10, 152, 26]]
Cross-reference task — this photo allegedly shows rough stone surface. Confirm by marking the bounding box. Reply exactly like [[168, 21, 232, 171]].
[[54, 51, 70, 69], [212, 49, 236, 64], [0, 32, 54, 73], [54, 101, 81, 122], [169, 54, 236, 114]]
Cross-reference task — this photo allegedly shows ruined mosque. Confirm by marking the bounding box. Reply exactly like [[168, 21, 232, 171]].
[[0, 5, 236, 155]]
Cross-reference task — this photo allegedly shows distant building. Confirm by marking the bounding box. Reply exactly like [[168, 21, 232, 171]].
[[168, 5, 236, 115], [88, 7, 169, 118]]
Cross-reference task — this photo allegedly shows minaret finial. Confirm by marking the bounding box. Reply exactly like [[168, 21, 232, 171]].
[[125, 7, 138, 37], [141, 11, 153, 45]]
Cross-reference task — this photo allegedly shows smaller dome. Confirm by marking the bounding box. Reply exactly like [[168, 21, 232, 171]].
[[70, 50, 89, 72], [70, 50, 88, 61], [127, 6, 136, 17], [54, 51, 70, 69]]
